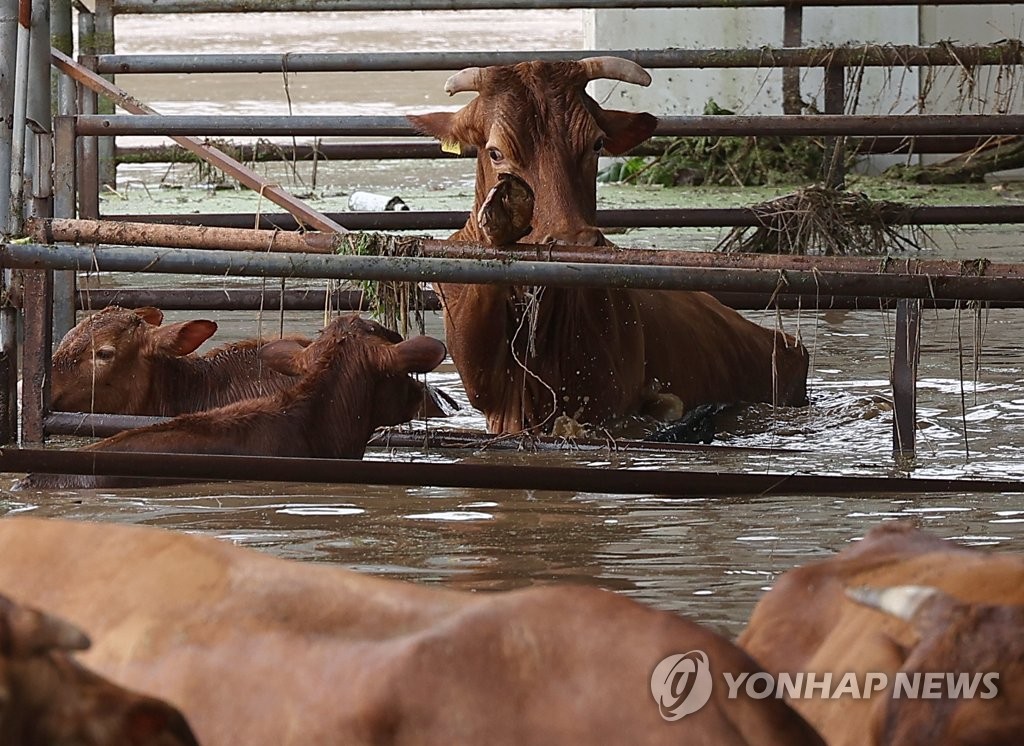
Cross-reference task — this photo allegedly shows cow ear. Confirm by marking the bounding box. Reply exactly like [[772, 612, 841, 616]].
[[408, 110, 484, 150], [408, 112, 456, 142], [133, 307, 164, 326], [595, 110, 658, 155], [6, 603, 91, 656], [153, 320, 218, 356], [391, 336, 447, 374], [258, 339, 310, 377], [122, 701, 201, 746]]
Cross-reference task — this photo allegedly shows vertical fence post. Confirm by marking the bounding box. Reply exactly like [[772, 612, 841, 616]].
[[0, 0, 16, 224], [782, 3, 803, 115], [93, 0, 115, 188], [20, 265, 52, 444], [76, 5, 99, 219], [53, 61, 77, 339], [822, 64, 846, 189], [892, 298, 921, 459]]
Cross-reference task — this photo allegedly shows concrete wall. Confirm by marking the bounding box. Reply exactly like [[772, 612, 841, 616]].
[[585, 6, 1020, 117]]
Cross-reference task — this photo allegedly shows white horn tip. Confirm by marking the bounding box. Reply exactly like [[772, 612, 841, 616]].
[[846, 585, 939, 621]]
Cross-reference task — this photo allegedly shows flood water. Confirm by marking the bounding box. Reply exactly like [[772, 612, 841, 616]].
[[5, 9, 1024, 638]]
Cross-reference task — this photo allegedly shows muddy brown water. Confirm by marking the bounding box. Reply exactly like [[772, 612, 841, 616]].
[[5, 11, 1024, 639]]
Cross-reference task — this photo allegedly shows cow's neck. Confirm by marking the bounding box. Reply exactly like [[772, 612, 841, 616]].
[[286, 353, 380, 459], [149, 346, 286, 416]]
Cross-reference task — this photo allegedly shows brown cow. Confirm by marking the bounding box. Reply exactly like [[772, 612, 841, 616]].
[[0, 592, 199, 745], [51, 306, 300, 416], [738, 522, 1024, 746], [409, 57, 809, 435], [0, 517, 825, 746], [51, 306, 456, 420], [22, 314, 448, 489]]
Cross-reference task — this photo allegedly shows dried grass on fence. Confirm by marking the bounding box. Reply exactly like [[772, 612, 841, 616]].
[[715, 186, 925, 256]]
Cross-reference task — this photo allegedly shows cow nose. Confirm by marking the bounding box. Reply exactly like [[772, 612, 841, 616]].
[[540, 227, 606, 247]]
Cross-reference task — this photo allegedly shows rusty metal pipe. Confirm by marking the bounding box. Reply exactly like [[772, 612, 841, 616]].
[[109, 204, 1024, 231], [71, 287, 1024, 312], [4, 447, 1023, 496]]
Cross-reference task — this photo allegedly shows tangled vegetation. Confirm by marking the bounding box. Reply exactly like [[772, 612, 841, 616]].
[[599, 100, 831, 187], [715, 186, 924, 255]]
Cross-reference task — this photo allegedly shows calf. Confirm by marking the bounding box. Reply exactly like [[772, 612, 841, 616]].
[[23, 314, 448, 489], [0, 517, 825, 746], [738, 522, 1024, 746], [409, 58, 809, 434], [0, 592, 199, 746], [51, 306, 301, 416], [51, 306, 455, 420]]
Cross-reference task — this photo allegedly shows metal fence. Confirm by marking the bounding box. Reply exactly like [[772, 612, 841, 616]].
[[3, 0, 1024, 491]]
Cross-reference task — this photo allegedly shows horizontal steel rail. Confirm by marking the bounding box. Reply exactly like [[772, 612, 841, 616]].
[[4, 447, 1022, 496], [91, 43, 1024, 74], [73, 287, 1024, 312], [36, 218, 1024, 277], [5, 241, 1024, 301], [111, 136, 1009, 163], [108, 0, 1024, 13], [75, 114, 1024, 137], [113, 205, 1024, 231]]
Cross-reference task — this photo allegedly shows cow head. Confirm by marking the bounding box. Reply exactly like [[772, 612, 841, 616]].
[[51, 306, 218, 415], [258, 314, 449, 430], [0, 593, 200, 745], [848, 585, 1024, 746], [409, 57, 657, 247]]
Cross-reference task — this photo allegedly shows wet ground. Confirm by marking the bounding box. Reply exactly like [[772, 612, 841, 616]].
[[5, 9, 1024, 638]]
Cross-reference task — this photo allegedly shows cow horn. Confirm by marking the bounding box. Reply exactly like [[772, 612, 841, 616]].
[[444, 67, 483, 96], [579, 56, 652, 87], [845, 585, 939, 621]]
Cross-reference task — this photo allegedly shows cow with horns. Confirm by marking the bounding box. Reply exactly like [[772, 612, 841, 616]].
[[409, 57, 809, 436]]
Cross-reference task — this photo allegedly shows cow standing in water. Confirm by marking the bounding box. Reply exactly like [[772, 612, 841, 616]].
[[410, 57, 808, 435], [0, 517, 825, 746], [739, 522, 1024, 746], [21, 315, 447, 489], [0, 592, 199, 745]]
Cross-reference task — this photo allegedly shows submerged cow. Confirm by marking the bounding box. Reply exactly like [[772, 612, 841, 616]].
[[23, 314, 447, 489], [0, 517, 825, 746], [409, 57, 809, 435], [0, 592, 199, 745], [738, 522, 1024, 746], [51, 306, 300, 416], [51, 306, 455, 420]]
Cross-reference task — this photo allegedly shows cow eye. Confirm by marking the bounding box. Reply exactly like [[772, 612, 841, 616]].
[[94, 346, 116, 362], [487, 147, 504, 163], [593, 137, 606, 153]]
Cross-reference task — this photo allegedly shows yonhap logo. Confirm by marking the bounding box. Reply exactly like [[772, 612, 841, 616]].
[[650, 650, 714, 721]]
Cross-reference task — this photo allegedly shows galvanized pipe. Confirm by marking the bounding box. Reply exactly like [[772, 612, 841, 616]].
[[91, 43, 1024, 74], [36, 218, 1024, 279], [73, 114, 1024, 137], [111, 136, 1003, 164], [7, 0, 31, 236], [0, 0, 17, 225], [5, 241, 1024, 302], [3, 446, 1021, 497], [108, 0, 1021, 14], [112, 204, 1024, 231]]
